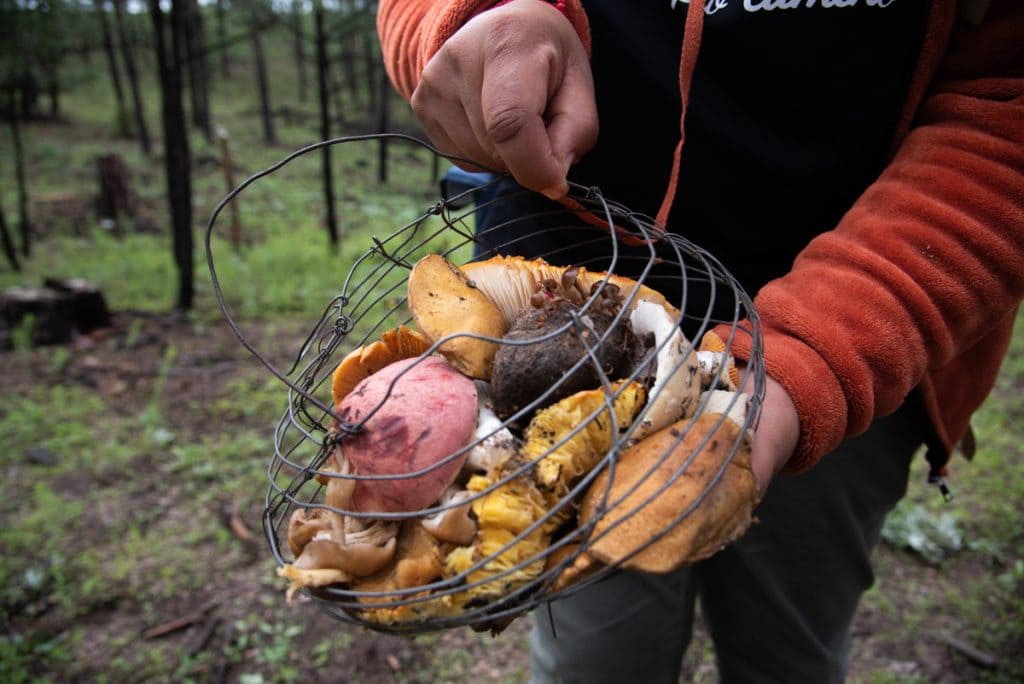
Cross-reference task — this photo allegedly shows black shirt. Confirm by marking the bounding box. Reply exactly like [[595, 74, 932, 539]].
[[570, 0, 931, 294]]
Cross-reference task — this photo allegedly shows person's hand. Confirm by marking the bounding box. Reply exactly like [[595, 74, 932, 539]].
[[747, 374, 800, 500], [411, 0, 598, 199]]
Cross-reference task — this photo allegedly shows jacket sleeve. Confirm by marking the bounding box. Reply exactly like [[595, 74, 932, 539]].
[[736, 1, 1024, 473], [377, 0, 591, 101]]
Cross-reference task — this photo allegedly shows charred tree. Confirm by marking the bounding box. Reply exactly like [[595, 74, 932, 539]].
[[97, 153, 133, 237], [315, 2, 338, 248], [46, 56, 60, 119], [0, 197, 19, 272], [149, 0, 194, 311], [115, 0, 152, 155], [8, 90, 31, 258], [292, 0, 307, 102], [95, 0, 129, 135], [376, 70, 390, 184], [249, 11, 276, 145], [337, 27, 360, 110], [215, 0, 229, 78], [362, 29, 378, 121], [184, 0, 212, 141]]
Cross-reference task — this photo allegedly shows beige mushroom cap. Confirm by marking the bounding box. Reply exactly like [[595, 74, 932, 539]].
[[407, 254, 509, 379]]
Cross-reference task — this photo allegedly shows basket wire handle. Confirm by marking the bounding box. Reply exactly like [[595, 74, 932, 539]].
[[204, 133, 500, 418]]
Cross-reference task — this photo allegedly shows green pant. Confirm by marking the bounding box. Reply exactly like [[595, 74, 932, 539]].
[[530, 397, 927, 684]]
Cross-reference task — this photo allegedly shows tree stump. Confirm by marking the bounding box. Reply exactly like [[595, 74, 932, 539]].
[[44, 278, 112, 333], [96, 153, 133, 236], [0, 279, 111, 348]]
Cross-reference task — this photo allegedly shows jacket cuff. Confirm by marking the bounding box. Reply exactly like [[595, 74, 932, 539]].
[[717, 322, 847, 474], [420, 0, 591, 67]]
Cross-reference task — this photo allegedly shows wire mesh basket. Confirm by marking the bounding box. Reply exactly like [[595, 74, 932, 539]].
[[206, 134, 765, 635]]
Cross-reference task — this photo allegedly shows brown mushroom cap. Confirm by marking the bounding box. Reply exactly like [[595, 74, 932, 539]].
[[579, 412, 757, 573], [407, 254, 508, 379]]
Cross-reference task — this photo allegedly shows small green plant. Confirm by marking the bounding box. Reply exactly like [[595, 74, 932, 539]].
[[10, 314, 36, 353]]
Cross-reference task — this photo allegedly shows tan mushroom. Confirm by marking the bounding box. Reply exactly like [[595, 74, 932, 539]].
[[407, 254, 508, 379], [331, 325, 432, 406], [349, 522, 459, 624], [578, 411, 758, 574], [278, 454, 401, 601]]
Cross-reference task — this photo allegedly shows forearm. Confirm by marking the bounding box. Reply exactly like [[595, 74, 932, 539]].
[[745, 2, 1024, 471]]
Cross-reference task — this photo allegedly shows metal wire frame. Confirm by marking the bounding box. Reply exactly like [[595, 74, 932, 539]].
[[205, 134, 765, 635]]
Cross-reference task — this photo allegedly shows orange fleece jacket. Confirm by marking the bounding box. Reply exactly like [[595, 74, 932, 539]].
[[377, 0, 1024, 477]]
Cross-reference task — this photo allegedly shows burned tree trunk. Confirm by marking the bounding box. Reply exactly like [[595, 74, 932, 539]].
[[376, 70, 390, 184], [337, 28, 360, 110], [149, 0, 194, 311], [250, 17, 276, 145], [97, 153, 132, 237], [216, 0, 229, 78], [292, 0, 308, 102], [95, 0, 129, 135], [8, 90, 31, 259], [46, 57, 60, 119], [0, 197, 19, 272], [315, 2, 338, 248], [115, 0, 152, 155], [185, 0, 212, 142], [362, 29, 378, 122]]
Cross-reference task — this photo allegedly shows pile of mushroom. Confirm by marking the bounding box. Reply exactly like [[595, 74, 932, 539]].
[[278, 254, 758, 628]]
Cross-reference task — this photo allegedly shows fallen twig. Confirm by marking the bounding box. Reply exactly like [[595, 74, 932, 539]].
[[222, 500, 255, 543], [142, 600, 219, 640], [186, 615, 222, 657], [939, 635, 998, 669]]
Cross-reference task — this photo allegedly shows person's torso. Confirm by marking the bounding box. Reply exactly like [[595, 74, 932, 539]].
[[570, 0, 932, 293]]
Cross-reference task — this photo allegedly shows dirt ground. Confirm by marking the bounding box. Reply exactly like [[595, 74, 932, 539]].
[[2, 310, 1020, 683]]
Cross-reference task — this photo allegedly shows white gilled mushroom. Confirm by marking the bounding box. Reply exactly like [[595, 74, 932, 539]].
[[461, 256, 671, 322], [277, 454, 401, 602], [421, 487, 477, 545], [465, 382, 519, 474], [627, 300, 702, 443]]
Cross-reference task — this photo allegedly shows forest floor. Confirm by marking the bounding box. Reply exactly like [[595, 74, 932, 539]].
[[2, 308, 1022, 683]]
